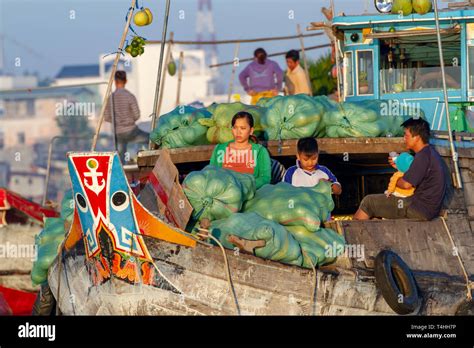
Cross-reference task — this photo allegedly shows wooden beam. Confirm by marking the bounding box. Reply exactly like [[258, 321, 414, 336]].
[[137, 137, 407, 167], [366, 25, 461, 40]]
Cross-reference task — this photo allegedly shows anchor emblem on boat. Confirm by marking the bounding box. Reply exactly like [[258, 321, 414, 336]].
[[83, 158, 105, 195]]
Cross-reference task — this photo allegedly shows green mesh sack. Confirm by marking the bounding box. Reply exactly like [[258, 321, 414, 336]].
[[324, 102, 388, 138], [61, 189, 74, 223], [31, 262, 48, 285], [260, 95, 325, 140], [243, 181, 334, 232], [32, 217, 65, 285], [200, 102, 265, 144], [150, 106, 211, 148], [182, 165, 256, 221], [286, 225, 346, 267], [211, 212, 303, 266], [36, 217, 66, 246]]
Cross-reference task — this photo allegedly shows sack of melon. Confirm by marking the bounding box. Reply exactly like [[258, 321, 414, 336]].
[[199, 102, 265, 144], [31, 192, 75, 285], [286, 225, 346, 268], [211, 212, 304, 266], [182, 165, 256, 222], [31, 217, 66, 285], [243, 181, 334, 232], [150, 106, 211, 148], [322, 101, 415, 138], [211, 212, 345, 268], [258, 95, 325, 140]]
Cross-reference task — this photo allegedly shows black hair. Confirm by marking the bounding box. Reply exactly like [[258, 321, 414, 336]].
[[254, 48, 267, 58], [297, 137, 318, 155], [115, 70, 127, 82], [286, 50, 300, 62], [401, 117, 430, 144], [231, 111, 258, 144]]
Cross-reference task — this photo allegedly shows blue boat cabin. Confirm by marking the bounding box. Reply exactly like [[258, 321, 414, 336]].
[[333, 8, 474, 134]]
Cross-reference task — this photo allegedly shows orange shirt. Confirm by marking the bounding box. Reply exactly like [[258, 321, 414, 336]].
[[222, 146, 256, 175]]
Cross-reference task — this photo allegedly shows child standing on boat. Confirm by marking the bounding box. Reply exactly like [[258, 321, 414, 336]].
[[283, 137, 342, 195], [210, 112, 271, 189]]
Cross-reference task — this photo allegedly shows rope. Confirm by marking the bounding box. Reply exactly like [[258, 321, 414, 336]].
[[197, 228, 241, 315], [55, 243, 63, 316], [302, 250, 318, 316], [210, 44, 331, 68], [146, 32, 324, 46], [62, 248, 76, 315], [440, 216, 473, 301]]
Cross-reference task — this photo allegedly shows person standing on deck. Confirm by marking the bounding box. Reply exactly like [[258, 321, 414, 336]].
[[354, 118, 446, 221], [284, 50, 311, 96], [104, 71, 149, 163], [239, 48, 283, 105]]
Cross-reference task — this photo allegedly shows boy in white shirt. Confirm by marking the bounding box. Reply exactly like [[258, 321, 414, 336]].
[[283, 137, 342, 195]]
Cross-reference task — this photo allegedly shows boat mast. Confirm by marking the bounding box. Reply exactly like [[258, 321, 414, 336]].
[[149, 0, 171, 149], [433, 0, 462, 189]]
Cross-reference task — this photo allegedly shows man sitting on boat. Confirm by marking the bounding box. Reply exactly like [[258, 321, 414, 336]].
[[354, 118, 446, 221]]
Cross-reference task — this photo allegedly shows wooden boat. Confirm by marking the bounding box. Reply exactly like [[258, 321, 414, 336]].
[[43, 144, 474, 316], [29, 4, 474, 316]]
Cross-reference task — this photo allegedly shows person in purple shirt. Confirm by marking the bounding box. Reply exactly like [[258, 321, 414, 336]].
[[239, 48, 283, 105]]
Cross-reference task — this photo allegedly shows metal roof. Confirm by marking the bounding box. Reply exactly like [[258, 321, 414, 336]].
[[55, 64, 100, 79], [0, 87, 95, 100], [332, 8, 474, 28]]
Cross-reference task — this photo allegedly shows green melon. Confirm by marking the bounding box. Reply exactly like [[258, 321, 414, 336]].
[[412, 0, 432, 15], [391, 0, 413, 16]]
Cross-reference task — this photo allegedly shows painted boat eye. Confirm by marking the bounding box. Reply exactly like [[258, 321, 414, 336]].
[[111, 191, 129, 211], [76, 193, 88, 212]]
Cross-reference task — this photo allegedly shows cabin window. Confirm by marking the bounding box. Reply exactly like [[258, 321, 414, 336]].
[[380, 34, 461, 94], [357, 50, 374, 95], [343, 52, 354, 96], [469, 46, 474, 91]]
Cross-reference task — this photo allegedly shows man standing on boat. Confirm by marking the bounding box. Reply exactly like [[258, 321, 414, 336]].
[[239, 48, 283, 105], [104, 70, 149, 162], [354, 118, 446, 221], [284, 50, 311, 96]]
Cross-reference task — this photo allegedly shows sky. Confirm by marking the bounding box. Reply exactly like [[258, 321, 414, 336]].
[[0, 0, 370, 83]]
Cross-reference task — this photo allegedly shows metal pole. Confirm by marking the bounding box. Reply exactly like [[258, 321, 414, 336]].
[[156, 31, 174, 119], [149, 0, 171, 149], [227, 42, 240, 102], [110, 94, 118, 151], [334, 40, 342, 102], [91, 0, 136, 151], [433, 0, 463, 189], [175, 51, 184, 107], [297, 24, 313, 96]]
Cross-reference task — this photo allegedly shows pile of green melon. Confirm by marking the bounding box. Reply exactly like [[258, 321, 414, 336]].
[[392, 0, 433, 16], [183, 166, 345, 268], [149, 95, 425, 148]]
